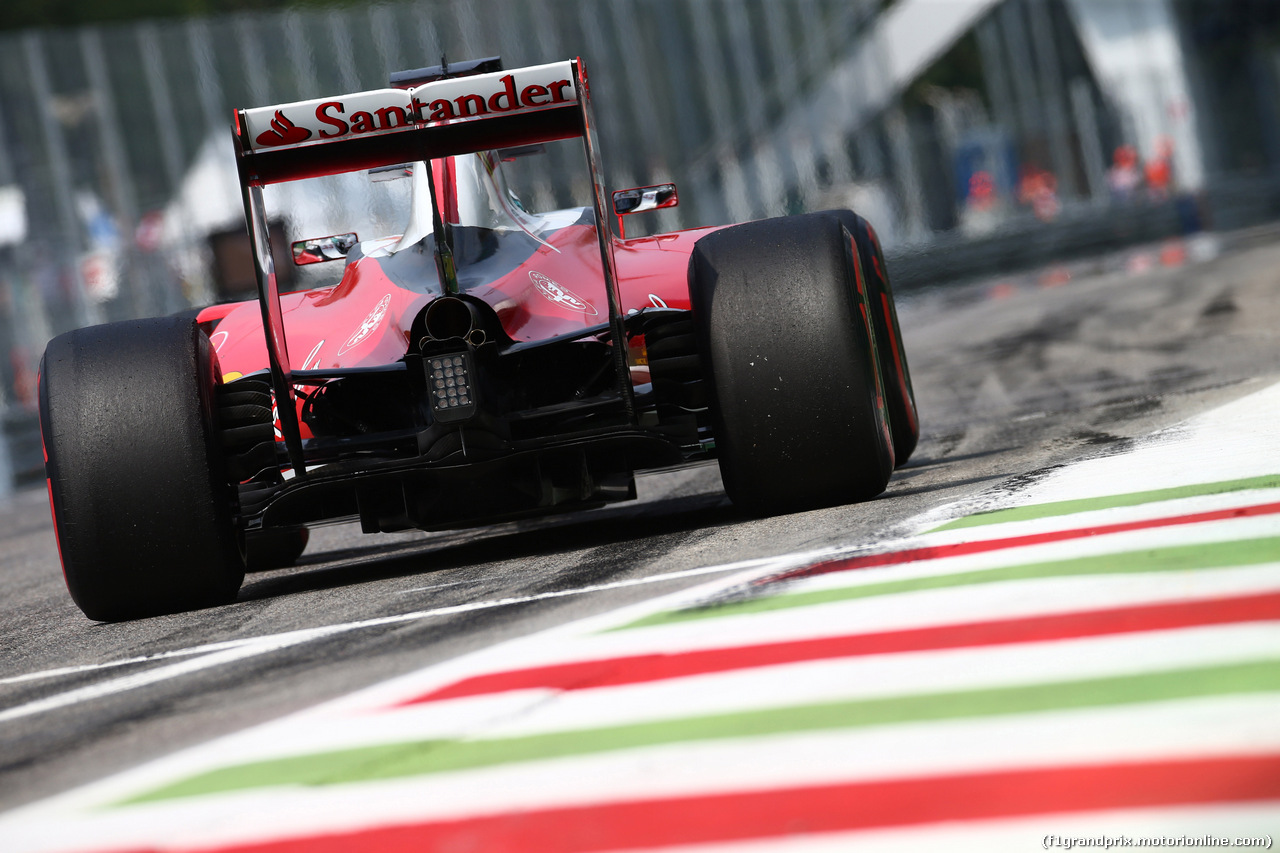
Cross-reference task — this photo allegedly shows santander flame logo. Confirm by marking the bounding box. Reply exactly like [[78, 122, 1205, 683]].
[[255, 110, 312, 148]]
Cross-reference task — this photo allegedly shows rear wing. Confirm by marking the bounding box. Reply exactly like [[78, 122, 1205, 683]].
[[233, 60, 583, 185], [232, 58, 627, 475]]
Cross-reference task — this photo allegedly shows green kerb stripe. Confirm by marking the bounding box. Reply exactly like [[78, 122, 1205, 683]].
[[121, 659, 1280, 806], [620, 536, 1280, 630], [931, 474, 1280, 532]]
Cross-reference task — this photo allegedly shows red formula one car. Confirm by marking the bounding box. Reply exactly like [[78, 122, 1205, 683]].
[[39, 57, 918, 621]]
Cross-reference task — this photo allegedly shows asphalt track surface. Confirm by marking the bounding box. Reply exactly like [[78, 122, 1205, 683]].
[[2, 227, 1279, 815]]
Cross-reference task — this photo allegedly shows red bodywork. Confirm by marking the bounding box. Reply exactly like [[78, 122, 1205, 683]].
[[202, 224, 721, 438]]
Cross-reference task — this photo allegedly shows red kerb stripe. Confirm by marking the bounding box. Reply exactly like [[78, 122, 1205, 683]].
[[164, 754, 1280, 853], [770, 500, 1280, 584], [395, 589, 1280, 705]]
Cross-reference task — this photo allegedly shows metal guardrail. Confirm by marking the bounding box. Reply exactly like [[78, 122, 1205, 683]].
[[886, 196, 1196, 292], [885, 172, 1280, 293]]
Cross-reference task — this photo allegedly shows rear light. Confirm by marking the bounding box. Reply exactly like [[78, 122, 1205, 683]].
[[427, 353, 477, 423]]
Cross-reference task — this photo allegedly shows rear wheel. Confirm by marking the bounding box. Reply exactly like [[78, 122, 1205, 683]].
[[824, 209, 919, 465], [39, 317, 245, 621], [689, 212, 895, 515]]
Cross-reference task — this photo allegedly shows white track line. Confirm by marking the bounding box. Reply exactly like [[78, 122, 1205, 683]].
[[0, 640, 318, 725], [0, 554, 814, 723], [0, 642, 260, 687]]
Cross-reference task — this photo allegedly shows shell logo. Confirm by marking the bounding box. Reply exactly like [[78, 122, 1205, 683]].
[[529, 271, 597, 316]]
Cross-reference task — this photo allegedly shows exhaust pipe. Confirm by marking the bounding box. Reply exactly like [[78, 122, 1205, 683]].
[[421, 297, 486, 347]]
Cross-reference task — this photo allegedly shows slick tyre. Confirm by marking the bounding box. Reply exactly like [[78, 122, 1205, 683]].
[[39, 317, 245, 621], [689, 212, 895, 515], [823, 209, 919, 465]]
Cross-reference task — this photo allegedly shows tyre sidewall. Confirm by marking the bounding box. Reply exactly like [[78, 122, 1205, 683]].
[[819, 209, 919, 464], [40, 317, 244, 620], [689, 212, 894, 514]]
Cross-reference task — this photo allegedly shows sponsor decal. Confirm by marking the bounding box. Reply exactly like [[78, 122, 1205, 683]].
[[412, 72, 575, 123], [315, 100, 414, 140], [338, 295, 391, 354], [530, 270, 597, 315], [291, 340, 326, 403], [209, 330, 229, 354], [300, 339, 325, 371], [244, 62, 577, 151], [255, 110, 312, 147]]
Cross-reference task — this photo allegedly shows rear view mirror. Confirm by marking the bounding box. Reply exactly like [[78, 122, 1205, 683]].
[[612, 184, 678, 238], [612, 183, 678, 216], [292, 233, 358, 266]]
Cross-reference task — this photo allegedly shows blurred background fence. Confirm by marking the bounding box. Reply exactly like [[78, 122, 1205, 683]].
[[3, 0, 1280, 489]]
